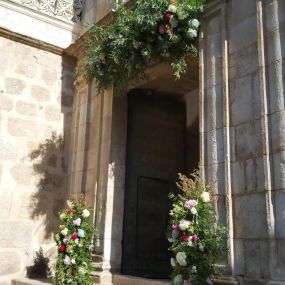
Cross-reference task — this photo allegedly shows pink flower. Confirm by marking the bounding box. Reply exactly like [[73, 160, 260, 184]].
[[192, 234, 199, 241], [172, 224, 181, 231], [158, 23, 166, 34], [73, 218, 81, 226], [63, 236, 70, 244], [64, 255, 71, 265], [184, 200, 197, 210]]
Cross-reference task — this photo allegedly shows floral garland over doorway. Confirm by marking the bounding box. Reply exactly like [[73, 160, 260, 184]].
[[86, 0, 205, 96]]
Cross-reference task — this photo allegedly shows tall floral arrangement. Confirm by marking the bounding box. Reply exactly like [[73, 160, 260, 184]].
[[86, 0, 205, 96], [168, 171, 227, 285], [54, 198, 97, 285]]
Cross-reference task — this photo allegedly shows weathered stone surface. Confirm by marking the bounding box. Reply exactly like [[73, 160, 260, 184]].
[[10, 165, 31, 186], [0, 252, 21, 276], [16, 62, 37, 78], [16, 101, 37, 116], [275, 190, 285, 238], [272, 151, 285, 190], [233, 194, 267, 239], [0, 95, 13, 111], [244, 240, 261, 278], [44, 106, 61, 121], [31, 85, 50, 102], [206, 129, 224, 164], [8, 118, 39, 138], [0, 139, 18, 161], [235, 121, 262, 161], [0, 221, 33, 247], [230, 75, 253, 126], [5, 78, 26, 95], [41, 69, 58, 85]]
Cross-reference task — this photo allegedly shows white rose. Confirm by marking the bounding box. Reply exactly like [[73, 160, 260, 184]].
[[189, 19, 200, 29], [186, 28, 197, 39], [82, 209, 90, 218], [171, 257, 176, 267], [60, 213, 66, 220], [168, 4, 177, 13], [61, 228, 68, 235], [201, 191, 210, 202], [190, 207, 197, 215], [191, 266, 197, 273], [71, 258, 76, 264], [179, 220, 190, 231], [173, 274, 184, 285], [176, 252, 187, 267], [188, 239, 193, 247]]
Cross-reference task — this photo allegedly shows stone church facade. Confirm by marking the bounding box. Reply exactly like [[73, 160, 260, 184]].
[[0, 0, 284, 285]]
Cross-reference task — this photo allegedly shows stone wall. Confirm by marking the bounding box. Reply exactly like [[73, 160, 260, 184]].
[[0, 35, 75, 284], [201, 0, 285, 284]]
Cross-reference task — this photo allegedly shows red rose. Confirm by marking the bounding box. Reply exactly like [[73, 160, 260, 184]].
[[71, 233, 78, 240], [164, 12, 173, 22], [66, 209, 73, 215], [59, 245, 65, 252], [72, 271, 77, 276], [181, 234, 190, 241]]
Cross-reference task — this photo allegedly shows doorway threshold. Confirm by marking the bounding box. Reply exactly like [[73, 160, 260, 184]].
[[113, 274, 170, 285]]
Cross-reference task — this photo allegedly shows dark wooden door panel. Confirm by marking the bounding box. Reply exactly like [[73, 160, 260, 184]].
[[122, 91, 185, 278]]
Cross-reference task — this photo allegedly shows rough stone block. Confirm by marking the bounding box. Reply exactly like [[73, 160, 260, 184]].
[[0, 251, 21, 276], [41, 69, 58, 85], [206, 162, 225, 195], [267, 60, 285, 114], [44, 105, 61, 121], [272, 151, 285, 190], [270, 110, 285, 153], [275, 190, 285, 238], [206, 84, 223, 131], [31, 85, 50, 102], [233, 194, 267, 239], [244, 240, 261, 278], [10, 164, 32, 186], [16, 62, 37, 78], [229, 16, 257, 54], [5, 78, 26, 95], [0, 95, 13, 111], [16, 101, 37, 116], [0, 221, 33, 247], [8, 117, 39, 138], [235, 121, 262, 161], [230, 75, 253, 125], [234, 239, 245, 276], [206, 129, 225, 164], [231, 161, 245, 194]]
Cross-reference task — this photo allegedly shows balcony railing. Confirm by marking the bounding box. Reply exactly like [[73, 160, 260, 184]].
[[10, 0, 83, 23]]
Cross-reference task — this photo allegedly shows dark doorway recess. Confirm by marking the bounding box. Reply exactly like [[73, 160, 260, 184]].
[[122, 90, 186, 278]]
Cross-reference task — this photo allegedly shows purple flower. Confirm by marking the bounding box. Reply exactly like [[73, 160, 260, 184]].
[[158, 23, 166, 35], [184, 200, 197, 210]]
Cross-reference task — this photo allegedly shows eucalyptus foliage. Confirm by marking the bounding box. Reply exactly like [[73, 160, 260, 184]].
[[168, 171, 227, 285], [86, 0, 205, 96], [54, 198, 97, 285]]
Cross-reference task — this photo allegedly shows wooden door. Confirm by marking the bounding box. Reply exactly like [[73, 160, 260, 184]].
[[122, 90, 185, 278]]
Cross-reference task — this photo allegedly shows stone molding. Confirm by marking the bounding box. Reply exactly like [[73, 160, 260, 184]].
[[0, 0, 81, 48], [8, 0, 83, 23]]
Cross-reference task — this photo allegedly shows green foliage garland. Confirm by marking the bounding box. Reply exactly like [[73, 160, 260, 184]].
[[168, 171, 227, 285], [86, 0, 205, 96], [54, 198, 97, 285]]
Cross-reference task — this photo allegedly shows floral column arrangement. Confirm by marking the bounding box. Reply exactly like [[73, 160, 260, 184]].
[[54, 199, 97, 285], [168, 171, 227, 285]]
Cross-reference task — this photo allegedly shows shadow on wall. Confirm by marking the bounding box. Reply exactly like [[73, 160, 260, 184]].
[[29, 132, 69, 239], [27, 247, 51, 279]]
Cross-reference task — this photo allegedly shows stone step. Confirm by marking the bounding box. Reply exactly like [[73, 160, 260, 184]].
[[11, 278, 52, 285], [113, 274, 170, 285]]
